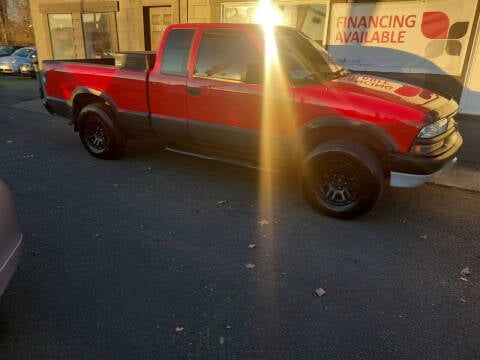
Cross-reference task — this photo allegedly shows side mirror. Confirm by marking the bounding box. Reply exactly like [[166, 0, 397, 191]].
[[242, 63, 264, 84]]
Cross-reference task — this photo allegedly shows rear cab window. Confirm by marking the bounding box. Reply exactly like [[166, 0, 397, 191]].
[[161, 29, 196, 76]]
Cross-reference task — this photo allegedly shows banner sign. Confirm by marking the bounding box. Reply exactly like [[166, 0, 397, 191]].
[[327, 0, 478, 75]]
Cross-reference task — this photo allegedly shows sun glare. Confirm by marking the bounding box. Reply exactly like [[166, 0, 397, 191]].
[[253, 0, 283, 27], [253, 0, 299, 308], [256, 0, 296, 233]]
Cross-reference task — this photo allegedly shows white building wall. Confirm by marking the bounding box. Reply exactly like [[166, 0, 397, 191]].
[[459, 21, 480, 115]]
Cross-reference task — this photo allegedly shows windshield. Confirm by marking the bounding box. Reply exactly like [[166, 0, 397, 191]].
[[0, 46, 13, 55], [274, 27, 345, 86], [11, 48, 35, 58]]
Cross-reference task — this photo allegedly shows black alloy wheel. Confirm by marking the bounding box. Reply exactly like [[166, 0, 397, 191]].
[[78, 103, 127, 159], [302, 140, 384, 219], [82, 115, 108, 154], [314, 158, 361, 207]]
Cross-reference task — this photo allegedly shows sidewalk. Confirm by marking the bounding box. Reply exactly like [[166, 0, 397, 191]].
[[428, 162, 480, 192], [10, 98, 480, 192]]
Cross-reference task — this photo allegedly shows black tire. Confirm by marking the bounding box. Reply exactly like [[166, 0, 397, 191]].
[[301, 140, 384, 219], [77, 103, 127, 159]]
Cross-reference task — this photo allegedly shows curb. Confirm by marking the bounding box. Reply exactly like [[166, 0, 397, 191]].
[[428, 163, 480, 192]]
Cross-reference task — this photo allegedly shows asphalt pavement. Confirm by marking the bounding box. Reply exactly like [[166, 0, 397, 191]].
[[0, 75, 479, 359]]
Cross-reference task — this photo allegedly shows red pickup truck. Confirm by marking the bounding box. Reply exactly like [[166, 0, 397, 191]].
[[41, 23, 462, 219]]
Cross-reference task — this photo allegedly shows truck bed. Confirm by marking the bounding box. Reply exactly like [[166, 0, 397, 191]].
[[42, 52, 156, 127]]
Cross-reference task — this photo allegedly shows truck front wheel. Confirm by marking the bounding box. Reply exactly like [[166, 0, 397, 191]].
[[301, 140, 384, 219], [78, 103, 127, 159]]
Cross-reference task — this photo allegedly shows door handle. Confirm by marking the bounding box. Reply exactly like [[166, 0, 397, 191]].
[[187, 86, 201, 96]]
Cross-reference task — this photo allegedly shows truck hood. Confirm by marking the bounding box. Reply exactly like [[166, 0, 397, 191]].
[[325, 73, 457, 122]]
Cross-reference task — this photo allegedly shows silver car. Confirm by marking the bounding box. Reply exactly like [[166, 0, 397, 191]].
[[0, 46, 37, 75], [0, 179, 22, 298]]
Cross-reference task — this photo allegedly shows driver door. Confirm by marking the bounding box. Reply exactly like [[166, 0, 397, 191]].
[[186, 29, 264, 157]]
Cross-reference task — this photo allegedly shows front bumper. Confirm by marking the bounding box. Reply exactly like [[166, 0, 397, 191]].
[[20, 68, 35, 77], [0, 64, 19, 74], [390, 157, 457, 187], [389, 121, 463, 188], [0, 233, 23, 297]]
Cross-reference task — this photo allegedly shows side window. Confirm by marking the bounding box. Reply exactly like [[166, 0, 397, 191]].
[[161, 29, 195, 76], [194, 30, 260, 81]]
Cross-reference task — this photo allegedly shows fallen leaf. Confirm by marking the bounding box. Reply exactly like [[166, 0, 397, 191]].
[[419, 235, 428, 240], [219, 337, 225, 345], [146, 166, 152, 171], [226, 324, 232, 329], [258, 219, 269, 226], [175, 326, 184, 332], [6, 140, 12, 144], [244, 263, 256, 269], [248, 244, 256, 249], [314, 288, 326, 297], [460, 277, 469, 282], [113, 183, 119, 187], [460, 298, 467, 303], [217, 200, 227, 205], [460, 267, 471, 276]]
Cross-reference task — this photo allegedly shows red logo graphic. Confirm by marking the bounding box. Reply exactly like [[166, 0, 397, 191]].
[[421, 11, 469, 57]]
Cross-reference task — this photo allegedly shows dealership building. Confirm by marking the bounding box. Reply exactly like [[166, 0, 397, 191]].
[[29, 0, 480, 162]]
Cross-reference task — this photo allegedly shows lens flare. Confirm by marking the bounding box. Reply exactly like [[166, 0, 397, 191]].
[[253, 0, 283, 27], [256, 0, 297, 237]]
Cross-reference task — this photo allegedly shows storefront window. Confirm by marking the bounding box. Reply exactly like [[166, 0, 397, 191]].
[[82, 13, 118, 58], [222, 3, 257, 23], [48, 14, 76, 59], [221, 2, 328, 44]]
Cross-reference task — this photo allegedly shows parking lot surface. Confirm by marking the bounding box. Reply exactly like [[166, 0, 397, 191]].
[[1, 76, 479, 359]]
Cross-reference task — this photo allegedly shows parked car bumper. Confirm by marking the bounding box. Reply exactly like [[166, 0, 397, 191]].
[[0, 179, 22, 298], [0, 65, 16, 74], [20, 63, 35, 77], [0, 233, 22, 297]]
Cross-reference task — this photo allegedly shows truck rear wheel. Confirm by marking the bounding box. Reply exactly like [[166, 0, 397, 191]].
[[301, 140, 384, 219], [78, 103, 127, 159]]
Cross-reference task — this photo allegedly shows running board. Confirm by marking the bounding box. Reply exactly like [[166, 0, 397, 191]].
[[166, 145, 277, 171]]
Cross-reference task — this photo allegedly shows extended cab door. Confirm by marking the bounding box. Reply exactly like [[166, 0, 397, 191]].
[[186, 28, 264, 156], [149, 28, 196, 139]]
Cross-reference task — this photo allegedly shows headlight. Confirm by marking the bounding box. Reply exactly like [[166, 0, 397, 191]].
[[418, 118, 449, 139], [21, 63, 32, 70]]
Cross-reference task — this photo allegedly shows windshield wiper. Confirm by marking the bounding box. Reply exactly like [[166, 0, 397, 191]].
[[327, 68, 349, 80]]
